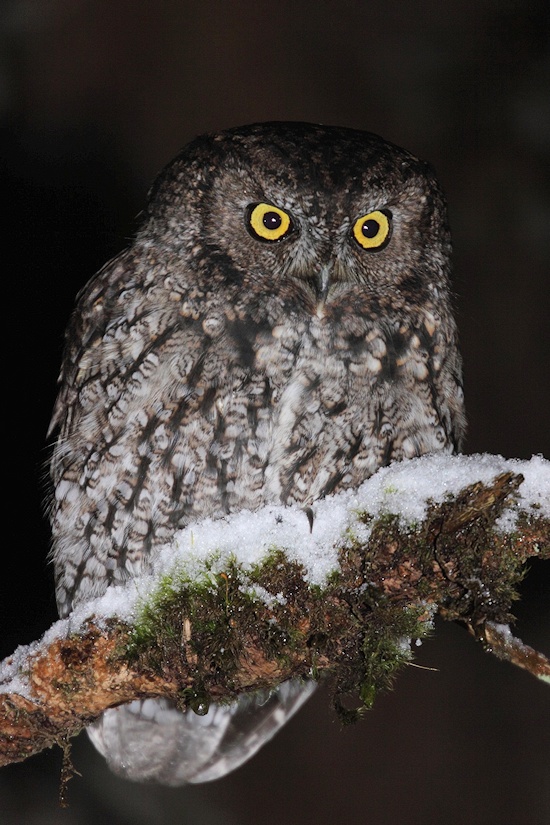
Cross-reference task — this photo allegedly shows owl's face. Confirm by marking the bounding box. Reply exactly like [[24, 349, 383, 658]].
[[144, 122, 451, 314]]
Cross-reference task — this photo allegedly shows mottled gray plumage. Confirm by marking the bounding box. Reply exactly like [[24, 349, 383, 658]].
[[49, 122, 465, 783]]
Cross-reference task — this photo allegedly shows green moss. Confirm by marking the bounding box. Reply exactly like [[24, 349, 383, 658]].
[[332, 590, 431, 724], [127, 562, 236, 678], [125, 549, 325, 705]]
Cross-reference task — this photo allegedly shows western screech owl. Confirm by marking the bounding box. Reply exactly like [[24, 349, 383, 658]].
[[49, 122, 466, 783]]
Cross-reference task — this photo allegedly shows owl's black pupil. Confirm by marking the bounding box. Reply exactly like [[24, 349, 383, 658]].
[[263, 211, 282, 230], [362, 219, 380, 238]]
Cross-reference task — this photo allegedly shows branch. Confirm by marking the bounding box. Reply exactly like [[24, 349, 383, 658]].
[[1, 455, 548, 768]]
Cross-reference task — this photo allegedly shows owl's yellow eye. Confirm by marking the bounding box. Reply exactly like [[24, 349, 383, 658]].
[[352, 209, 392, 250], [247, 203, 293, 242]]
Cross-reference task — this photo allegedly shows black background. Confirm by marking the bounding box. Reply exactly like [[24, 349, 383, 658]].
[[1, 2, 548, 823]]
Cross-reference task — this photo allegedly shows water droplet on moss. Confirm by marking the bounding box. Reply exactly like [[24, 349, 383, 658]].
[[191, 696, 210, 715]]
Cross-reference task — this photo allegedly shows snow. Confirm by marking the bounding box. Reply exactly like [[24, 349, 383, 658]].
[[151, 452, 548, 591], [0, 643, 36, 698], [1, 453, 547, 698], [0, 618, 71, 699]]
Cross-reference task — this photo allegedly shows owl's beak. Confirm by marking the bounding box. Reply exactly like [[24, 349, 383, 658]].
[[314, 264, 331, 302]]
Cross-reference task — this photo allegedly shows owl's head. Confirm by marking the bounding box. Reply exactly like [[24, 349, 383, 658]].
[[142, 122, 452, 311]]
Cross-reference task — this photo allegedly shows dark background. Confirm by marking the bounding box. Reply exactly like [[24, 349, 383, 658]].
[[1, 2, 548, 823]]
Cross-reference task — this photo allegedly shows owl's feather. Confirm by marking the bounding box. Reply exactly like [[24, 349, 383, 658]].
[[87, 681, 317, 784], [49, 122, 465, 783]]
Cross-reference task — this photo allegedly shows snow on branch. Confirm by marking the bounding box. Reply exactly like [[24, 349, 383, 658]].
[[1, 454, 549, 769]]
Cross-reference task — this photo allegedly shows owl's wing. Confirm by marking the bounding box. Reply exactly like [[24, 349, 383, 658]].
[[86, 678, 316, 785], [47, 249, 147, 439]]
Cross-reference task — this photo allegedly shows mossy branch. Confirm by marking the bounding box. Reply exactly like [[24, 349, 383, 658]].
[[1, 467, 548, 769]]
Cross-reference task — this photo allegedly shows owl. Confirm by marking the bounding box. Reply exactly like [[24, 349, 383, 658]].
[[48, 122, 466, 784]]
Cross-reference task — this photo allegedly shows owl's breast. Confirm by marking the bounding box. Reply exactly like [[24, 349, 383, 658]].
[[50, 296, 462, 613], [252, 316, 380, 505], [244, 310, 461, 507]]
